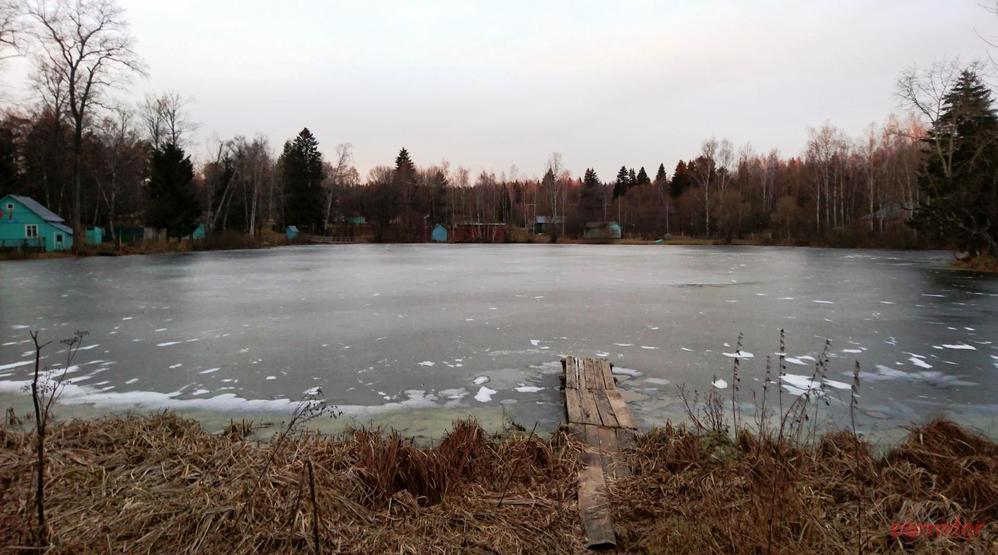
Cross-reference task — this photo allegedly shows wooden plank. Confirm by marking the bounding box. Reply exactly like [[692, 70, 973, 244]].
[[564, 357, 580, 390], [577, 389, 602, 426], [565, 388, 583, 424], [577, 357, 589, 390], [592, 390, 619, 429], [582, 358, 595, 391], [577, 461, 616, 549], [598, 426, 630, 480], [595, 359, 616, 390], [605, 390, 637, 430]]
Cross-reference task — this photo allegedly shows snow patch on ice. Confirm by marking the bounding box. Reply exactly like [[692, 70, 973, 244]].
[[0, 360, 33, 371], [612, 367, 642, 377], [514, 385, 544, 393], [199, 367, 220, 374], [712, 378, 728, 389], [417, 361, 435, 367], [722, 351, 754, 359], [156, 341, 181, 347], [940, 343, 976, 350], [473, 376, 490, 385], [474, 386, 497, 402], [909, 357, 933, 369]]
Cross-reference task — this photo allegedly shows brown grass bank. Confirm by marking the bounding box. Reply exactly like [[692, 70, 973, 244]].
[[0, 414, 995, 553]]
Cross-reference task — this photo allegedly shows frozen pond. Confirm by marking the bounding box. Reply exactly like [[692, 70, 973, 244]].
[[1, 244, 996, 440]]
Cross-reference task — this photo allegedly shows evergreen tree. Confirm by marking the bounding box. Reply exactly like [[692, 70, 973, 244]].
[[145, 142, 200, 238], [613, 166, 630, 199], [654, 163, 668, 189], [636, 166, 651, 186], [580, 168, 602, 223], [670, 160, 690, 198], [628, 167, 637, 185], [394, 148, 417, 188], [910, 70, 998, 256], [281, 128, 326, 232]]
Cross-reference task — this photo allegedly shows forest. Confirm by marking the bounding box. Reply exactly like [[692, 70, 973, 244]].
[[0, 1, 995, 257]]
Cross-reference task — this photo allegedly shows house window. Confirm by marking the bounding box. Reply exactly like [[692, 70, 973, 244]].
[[25, 224, 38, 238], [55, 234, 64, 245], [5, 203, 12, 221]]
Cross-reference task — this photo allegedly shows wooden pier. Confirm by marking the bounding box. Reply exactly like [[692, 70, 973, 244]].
[[561, 356, 638, 550]]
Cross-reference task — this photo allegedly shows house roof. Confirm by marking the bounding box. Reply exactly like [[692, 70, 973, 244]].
[[52, 222, 73, 235], [4, 195, 67, 224], [534, 215, 563, 224]]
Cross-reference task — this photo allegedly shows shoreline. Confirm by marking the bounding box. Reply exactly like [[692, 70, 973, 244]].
[[1, 412, 994, 551]]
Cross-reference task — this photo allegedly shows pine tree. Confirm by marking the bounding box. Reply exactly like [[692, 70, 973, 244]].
[[145, 143, 200, 238], [580, 168, 602, 224], [654, 163, 668, 188], [670, 160, 689, 198], [636, 166, 651, 186], [628, 167, 637, 185], [281, 128, 326, 233], [394, 148, 417, 188], [613, 166, 630, 199], [910, 69, 998, 256]]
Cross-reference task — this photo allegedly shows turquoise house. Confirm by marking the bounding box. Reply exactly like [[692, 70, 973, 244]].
[[285, 225, 299, 240], [0, 194, 73, 252], [431, 224, 447, 242]]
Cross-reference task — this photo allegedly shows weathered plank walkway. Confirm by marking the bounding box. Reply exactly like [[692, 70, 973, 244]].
[[561, 356, 638, 550]]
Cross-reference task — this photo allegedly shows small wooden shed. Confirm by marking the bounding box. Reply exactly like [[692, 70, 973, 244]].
[[431, 224, 447, 242]]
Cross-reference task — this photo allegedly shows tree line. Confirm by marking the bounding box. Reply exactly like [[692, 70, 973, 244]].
[[0, 1, 994, 256]]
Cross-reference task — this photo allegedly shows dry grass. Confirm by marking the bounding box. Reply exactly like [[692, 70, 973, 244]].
[[954, 254, 998, 273], [1, 413, 996, 553], [612, 420, 997, 553], [0, 413, 582, 553]]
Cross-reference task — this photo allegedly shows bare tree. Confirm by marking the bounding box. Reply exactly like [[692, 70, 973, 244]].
[[140, 90, 195, 149], [895, 59, 972, 126], [694, 138, 718, 237], [323, 142, 357, 232], [0, 0, 24, 60], [93, 103, 142, 241], [26, 0, 146, 237]]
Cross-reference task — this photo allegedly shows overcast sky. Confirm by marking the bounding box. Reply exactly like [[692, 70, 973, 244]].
[[4, 0, 995, 179]]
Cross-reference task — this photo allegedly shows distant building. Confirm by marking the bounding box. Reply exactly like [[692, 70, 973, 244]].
[[0, 194, 73, 252], [285, 225, 300, 241], [533, 215, 563, 234], [85, 226, 104, 246], [584, 221, 622, 240], [431, 223, 448, 242]]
